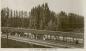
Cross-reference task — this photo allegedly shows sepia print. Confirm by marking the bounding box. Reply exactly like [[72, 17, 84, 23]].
[[1, 0, 84, 48]]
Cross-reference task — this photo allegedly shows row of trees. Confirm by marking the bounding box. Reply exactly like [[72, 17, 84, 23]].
[[1, 3, 84, 32], [1, 7, 29, 28]]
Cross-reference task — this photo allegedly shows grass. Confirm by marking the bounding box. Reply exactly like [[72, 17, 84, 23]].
[[1, 38, 49, 48]]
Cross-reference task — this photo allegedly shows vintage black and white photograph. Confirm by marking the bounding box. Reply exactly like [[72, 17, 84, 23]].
[[1, 0, 84, 48]]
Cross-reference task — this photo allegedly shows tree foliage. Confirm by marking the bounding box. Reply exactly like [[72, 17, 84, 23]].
[[1, 3, 84, 32]]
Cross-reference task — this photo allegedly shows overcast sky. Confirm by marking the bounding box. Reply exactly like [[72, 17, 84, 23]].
[[1, 0, 83, 15]]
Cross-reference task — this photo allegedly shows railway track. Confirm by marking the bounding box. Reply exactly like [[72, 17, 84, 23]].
[[1, 34, 83, 48]]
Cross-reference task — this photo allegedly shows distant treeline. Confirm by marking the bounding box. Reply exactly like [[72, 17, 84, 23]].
[[1, 3, 84, 32]]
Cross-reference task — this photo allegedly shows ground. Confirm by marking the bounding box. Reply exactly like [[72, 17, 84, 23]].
[[1, 38, 49, 48]]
